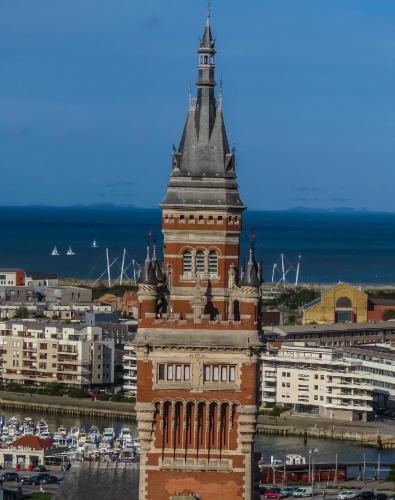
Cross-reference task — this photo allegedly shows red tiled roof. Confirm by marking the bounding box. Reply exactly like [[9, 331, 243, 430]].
[[7, 436, 54, 451]]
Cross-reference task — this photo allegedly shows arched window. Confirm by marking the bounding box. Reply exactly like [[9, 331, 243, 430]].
[[183, 250, 192, 277], [204, 56, 208, 64], [208, 251, 218, 277], [336, 296, 352, 308], [196, 251, 205, 275]]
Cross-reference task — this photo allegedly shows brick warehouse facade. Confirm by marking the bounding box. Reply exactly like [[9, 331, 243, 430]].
[[134, 11, 263, 500]]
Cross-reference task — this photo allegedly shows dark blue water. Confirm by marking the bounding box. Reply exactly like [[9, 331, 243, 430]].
[[1, 207, 395, 283]]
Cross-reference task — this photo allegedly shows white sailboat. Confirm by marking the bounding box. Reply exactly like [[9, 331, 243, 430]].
[[91, 239, 98, 248], [66, 246, 75, 256], [51, 246, 60, 256]]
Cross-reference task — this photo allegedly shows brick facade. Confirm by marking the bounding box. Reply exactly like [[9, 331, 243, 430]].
[[134, 11, 263, 500]]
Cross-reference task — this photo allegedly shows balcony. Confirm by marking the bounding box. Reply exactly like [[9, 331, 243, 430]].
[[324, 402, 373, 412], [327, 381, 371, 390], [326, 392, 372, 401], [261, 396, 276, 403]]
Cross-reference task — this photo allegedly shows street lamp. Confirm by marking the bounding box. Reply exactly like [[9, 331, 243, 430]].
[[308, 448, 319, 493]]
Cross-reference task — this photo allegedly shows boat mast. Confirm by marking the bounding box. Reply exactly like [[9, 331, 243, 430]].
[[120, 248, 126, 285], [281, 253, 286, 286], [295, 255, 301, 288], [106, 248, 111, 287]]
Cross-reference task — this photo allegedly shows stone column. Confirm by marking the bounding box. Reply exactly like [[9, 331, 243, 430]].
[[238, 404, 258, 500], [136, 402, 155, 500]]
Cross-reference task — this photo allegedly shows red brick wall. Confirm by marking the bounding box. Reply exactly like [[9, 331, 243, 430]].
[[146, 469, 245, 500], [137, 360, 257, 406]]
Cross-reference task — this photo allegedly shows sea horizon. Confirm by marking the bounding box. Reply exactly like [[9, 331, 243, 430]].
[[2, 206, 395, 284]]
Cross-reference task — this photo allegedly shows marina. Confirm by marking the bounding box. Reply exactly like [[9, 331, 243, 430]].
[[0, 411, 140, 468]]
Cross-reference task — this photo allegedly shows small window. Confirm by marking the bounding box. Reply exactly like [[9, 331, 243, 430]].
[[198, 215, 204, 223], [204, 365, 211, 382], [213, 365, 219, 381], [158, 363, 165, 381], [175, 365, 182, 381], [229, 366, 235, 382], [184, 365, 190, 381], [167, 365, 173, 381], [221, 366, 227, 381]]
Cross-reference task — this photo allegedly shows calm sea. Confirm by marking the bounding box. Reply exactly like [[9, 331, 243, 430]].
[[1, 207, 395, 284]]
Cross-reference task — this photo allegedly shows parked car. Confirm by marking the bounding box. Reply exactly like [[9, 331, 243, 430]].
[[29, 473, 52, 485], [33, 465, 47, 472], [19, 476, 36, 485], [355, 492, 375, 500], [338, 491, 358, 500], [264, 489, 285, 499], [281, 488, 298, 497], [41, 475, 59, 485], [0, 472, 19, 482], [375, 494, 388, 500], [293, 487, 313, 497]]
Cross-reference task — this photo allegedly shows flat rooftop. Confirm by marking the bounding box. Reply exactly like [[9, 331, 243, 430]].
[[264, 321, 395, 336]]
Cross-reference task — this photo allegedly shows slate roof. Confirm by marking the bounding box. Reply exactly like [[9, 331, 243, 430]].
[[138, 246, 157, 285], [240, 242, 261, 287], [160, 14, 244, 211]]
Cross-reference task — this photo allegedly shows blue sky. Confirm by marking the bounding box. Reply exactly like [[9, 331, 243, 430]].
[[1, 0, 395, 210]]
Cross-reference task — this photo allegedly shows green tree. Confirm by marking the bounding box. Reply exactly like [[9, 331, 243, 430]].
[[14, 306, 29, 319], [382, 309, 395, 321]]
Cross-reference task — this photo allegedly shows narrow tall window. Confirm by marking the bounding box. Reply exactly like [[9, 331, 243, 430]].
[[204, 365, 211, 382], [158, 363, 165, 381], [208, 251, 218, 276], [196, 251, 205, 275], [183, 250, 192, 276]]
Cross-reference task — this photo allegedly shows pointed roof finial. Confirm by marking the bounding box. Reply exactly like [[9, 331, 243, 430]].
[[207, 0, 212, 24]]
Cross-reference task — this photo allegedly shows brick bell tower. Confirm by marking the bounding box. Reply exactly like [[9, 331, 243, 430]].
[[134, 9, 263, 500]]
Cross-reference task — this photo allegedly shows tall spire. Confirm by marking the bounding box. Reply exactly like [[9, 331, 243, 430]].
[[240, 237, 261, 287], [160, 8, 244, 211], [139, 244, 157, 285]]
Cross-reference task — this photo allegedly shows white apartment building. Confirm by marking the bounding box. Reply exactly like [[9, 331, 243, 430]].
[[344, 344, 395, 408], [0, 321, 114, 387], [122, 341, 137, 397], [261, 342, 374, 421]]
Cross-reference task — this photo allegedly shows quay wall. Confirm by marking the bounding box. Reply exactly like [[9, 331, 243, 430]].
[[256, 423, 395, 449], [0, 391, 136, 421]]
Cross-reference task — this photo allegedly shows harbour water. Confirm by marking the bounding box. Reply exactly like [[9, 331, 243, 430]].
[[0, 407, 393, 470], [0, 407, 393, 499], [3, 207, 395, 283]]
